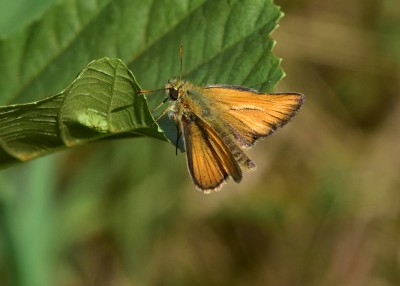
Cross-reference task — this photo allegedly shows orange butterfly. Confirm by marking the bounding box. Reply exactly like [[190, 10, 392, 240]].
[[143, 46, 304, 193]]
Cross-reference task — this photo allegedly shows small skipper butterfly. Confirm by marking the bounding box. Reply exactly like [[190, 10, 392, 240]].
[[141, 45, 304, 193]]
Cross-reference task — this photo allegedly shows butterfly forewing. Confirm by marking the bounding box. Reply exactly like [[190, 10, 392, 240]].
[[201, 86, 304, 148], [181, 112, 242, 192]]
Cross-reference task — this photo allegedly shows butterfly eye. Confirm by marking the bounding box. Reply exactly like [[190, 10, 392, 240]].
[[168, 88, 179, 100]]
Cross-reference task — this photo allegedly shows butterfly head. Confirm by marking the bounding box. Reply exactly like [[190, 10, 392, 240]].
[[165, 78, 188, 101]]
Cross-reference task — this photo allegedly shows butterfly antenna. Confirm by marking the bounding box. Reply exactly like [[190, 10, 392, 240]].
[[179, 43, 183, 81]]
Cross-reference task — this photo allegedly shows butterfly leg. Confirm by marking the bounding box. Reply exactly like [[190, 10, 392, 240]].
[[175, 124, 182, 156], [153, 103, 171, 122], [152, 97, 169, 113]]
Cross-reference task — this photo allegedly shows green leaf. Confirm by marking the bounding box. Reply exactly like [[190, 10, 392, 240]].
[[0, 0, 284, 104], [0, 58, 166, 168], [0, 0, 284, 169]]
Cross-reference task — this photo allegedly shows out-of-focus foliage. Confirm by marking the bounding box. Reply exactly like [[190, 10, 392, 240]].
[[0, 0, 57, 39], [0, 0, 399, 286]]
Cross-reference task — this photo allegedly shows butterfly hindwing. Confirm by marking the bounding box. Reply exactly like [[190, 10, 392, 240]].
[[180, 112, 242, 192]]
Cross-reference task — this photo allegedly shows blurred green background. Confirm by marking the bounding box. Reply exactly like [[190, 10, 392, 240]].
[[1, 0, 400, 285]]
